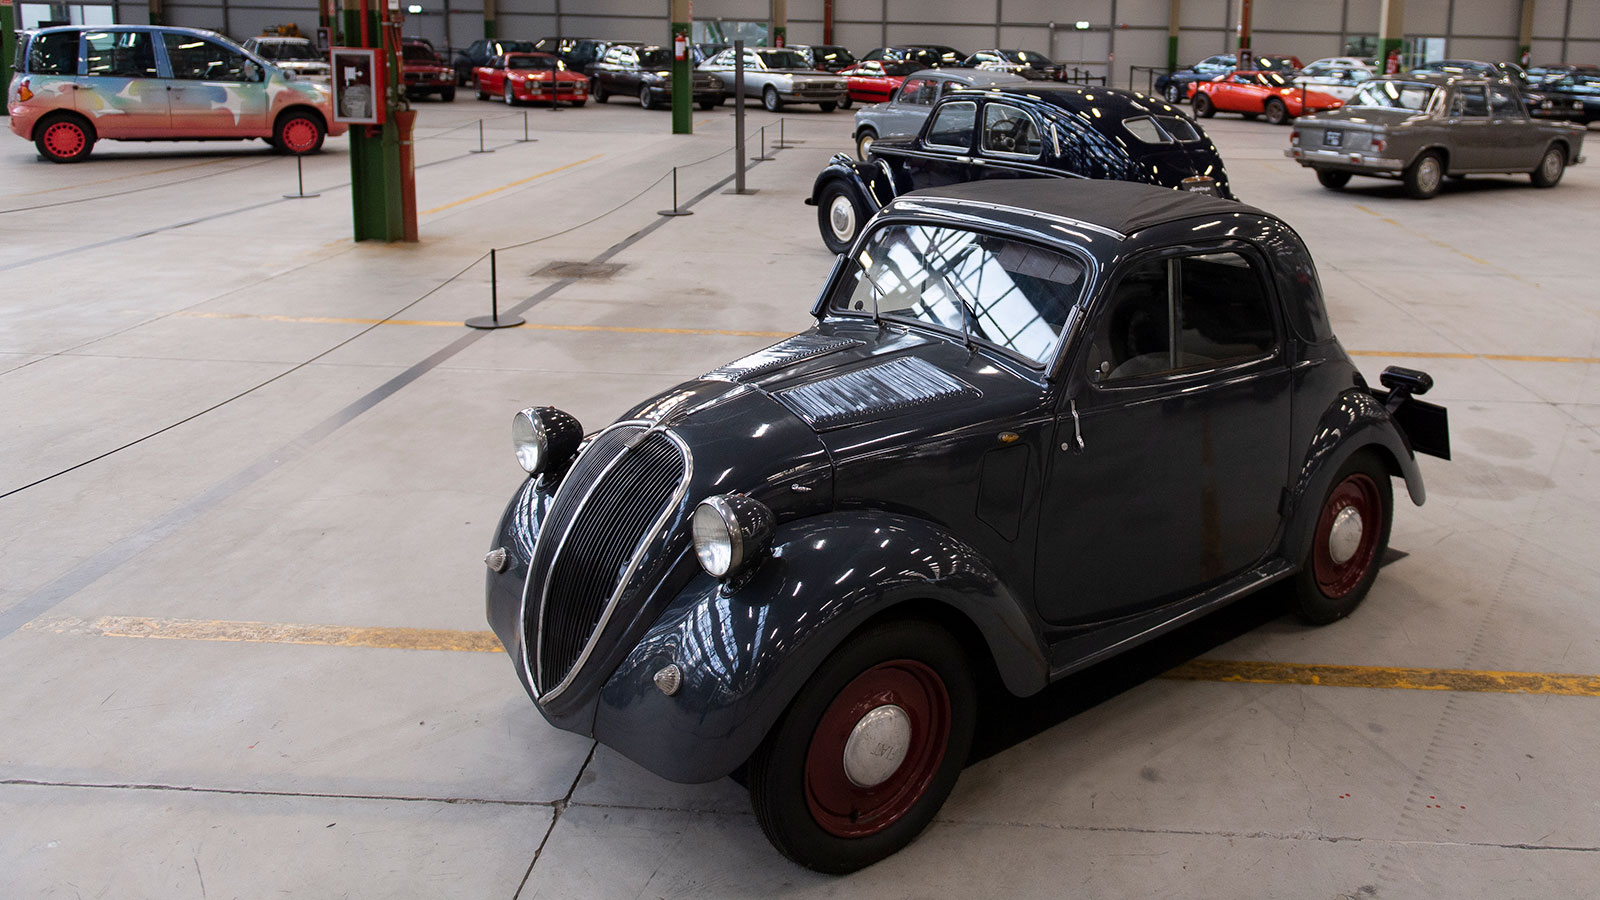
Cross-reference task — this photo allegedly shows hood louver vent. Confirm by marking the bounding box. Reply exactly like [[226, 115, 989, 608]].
[[702, 334, 862, 383], [778, 357, 979, 430]]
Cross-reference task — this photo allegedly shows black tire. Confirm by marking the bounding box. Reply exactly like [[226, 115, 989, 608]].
[[273, 110, 325, 155], [570, 99, 586, 107], [1403, 151, 1443, 199], [747, 619, 976, 874], [855, 128, 878, 161], [819, 101, 837, 112], [1164, 81, 1182, 103], [476, 85, 489, 100], [763, 85, 783, 111], [699, 98, 717, 110], [1192, 92, 1215, 118], [440, 86, 456, 102], [639, 86, 656, 110], [504, 83, 516, 106], [1290, 450, 1393, 625], [839, 93, 854, 110], [1316, 168, 1352, 189], [33, 112, 96, 163], [1531, 143, 1565, 187], [594, 79, 609, 102], [817, 180, 868, 254], [1264, 98, 1288, 125]]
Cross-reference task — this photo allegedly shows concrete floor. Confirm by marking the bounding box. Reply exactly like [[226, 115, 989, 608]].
[[1, 95, 1597, 898]]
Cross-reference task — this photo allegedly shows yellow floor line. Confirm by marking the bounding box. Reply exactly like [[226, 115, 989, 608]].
[[420, 153, 605, 214], [174, 310, 792, 338], [1354, 203, 1509, 271], [26, 616, 1600, 697]]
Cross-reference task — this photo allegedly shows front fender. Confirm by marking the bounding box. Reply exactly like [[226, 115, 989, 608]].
[[1283, 388, 1425, 565], [592, 510, 1047, 783], [807, 153, 895, 211]]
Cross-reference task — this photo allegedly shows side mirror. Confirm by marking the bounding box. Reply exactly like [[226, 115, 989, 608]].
[[1380, 365, 1433, 397], [244, 60, 264, 82]]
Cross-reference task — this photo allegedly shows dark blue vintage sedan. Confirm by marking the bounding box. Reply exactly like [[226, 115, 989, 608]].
[[809, 84, 1233, 253], [483, 180, 1449, 873]]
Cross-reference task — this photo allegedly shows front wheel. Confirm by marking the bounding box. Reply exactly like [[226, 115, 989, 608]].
[[476, 84, 489, 100], [274, 111, 325, 155], [504, 83, 516, 106], [1315, 168, 1353, 190], [1403, 151, 1443, 199], [747, 620, 976, 874], [763, 85, 783, 111], [439, 86, 456, 102], [34, 113, 96, 163], [1531, 144, 1566, 187], [855, 128, 877, 160], [639, 86, 656, 110], [1290, 450, 1393, 625], [817, 180, 868, 254], [1264, 97, 1288, 125], [1164, 82, 1182, 103], [698, 98, 717, 110], [1192, 92, 1215, 118], [594, 79, 609, 102]]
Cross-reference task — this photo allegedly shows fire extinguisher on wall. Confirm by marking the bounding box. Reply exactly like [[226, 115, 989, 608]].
[[1385, 49, 1400, 74], [675, 33, 687, 61]]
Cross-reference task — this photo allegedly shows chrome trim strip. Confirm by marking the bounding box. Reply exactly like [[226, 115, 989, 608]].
[[531, 425, 693, 705]]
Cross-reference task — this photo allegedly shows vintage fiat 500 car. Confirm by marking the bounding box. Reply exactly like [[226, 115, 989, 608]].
[[811, 84, 1233, 253], [1287, 72, 1587, 198], [484, 179, 1450, 873]]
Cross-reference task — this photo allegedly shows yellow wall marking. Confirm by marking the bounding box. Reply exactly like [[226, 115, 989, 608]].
[[26, 616, 1600, 698], [1164, 658, 1600, 697], [174, 310, 793, 338], [420, 153, 605, 214]]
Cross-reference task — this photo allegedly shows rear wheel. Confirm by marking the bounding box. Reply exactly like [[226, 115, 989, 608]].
[[594, 79, 609, 102], [1315, 168, 1352, 190], [1290, 450, 1392, 625], [1164, 81, 1182, 103], [1531, 144, 1566, 187], [839, 93, 854, 109], [1403, 151, 1443, 199], [274, 111, 325, 155], [1264, 97, 1289, 125], [1192, 91, 1215, 118], [817, 180, 868, 254], [747, 619, 976, 874], [34, 113, 96, 163]]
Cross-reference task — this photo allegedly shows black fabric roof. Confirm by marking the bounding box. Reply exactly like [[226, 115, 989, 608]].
[[909, 179, 1270, 237]]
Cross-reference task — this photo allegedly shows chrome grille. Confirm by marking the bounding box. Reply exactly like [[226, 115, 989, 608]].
[[527, 426, 687, 696]]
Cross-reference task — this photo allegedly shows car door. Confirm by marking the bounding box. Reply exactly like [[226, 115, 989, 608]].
[[160, 32, 267, 137], [1035, 246, 1290, 624], [897, 98, 978, 189], [878, 76, 937, 137], [1488, 83, 1544, 168], [974, 100, 1048, 181], [1442, 84, 1493, 169], [79, 29, 167, 137], [479, 56, 505, 93]]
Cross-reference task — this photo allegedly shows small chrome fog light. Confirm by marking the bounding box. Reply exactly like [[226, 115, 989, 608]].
[[484, 547, 509, 573], [653, 664, 683, 696]]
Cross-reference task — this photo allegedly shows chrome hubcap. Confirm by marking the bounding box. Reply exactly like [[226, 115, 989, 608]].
[[1327, 506, 1365, 565], [1543, 151, 1560, 178], [841, 703, 911, 788], [1419, 159, 1440, 191], [828, 195, 856, 241]]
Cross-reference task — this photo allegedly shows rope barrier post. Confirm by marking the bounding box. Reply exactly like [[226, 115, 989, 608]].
[[723, 40, 757, 195], [466, 249, 525, 329], [516, 110, 537, 142], [469, 119, 494, 154], [657, 167, 693, 217], [282, 155, 322, 200], [752, 124, 775, 161], [773, 116, 801, 148]]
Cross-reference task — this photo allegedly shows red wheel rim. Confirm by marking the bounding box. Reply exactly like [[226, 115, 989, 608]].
[[1312, 473, 1382, 598], [804, 659, 950, 838], [43, 121, 86, 158], [280, 119, 318, 154]]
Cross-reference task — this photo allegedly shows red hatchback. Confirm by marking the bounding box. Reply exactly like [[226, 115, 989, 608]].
[[402, 39, 456, 101], [473, 52, 588, 106], [1192, 70, 1342, 125], [836, 59, 922, 109]]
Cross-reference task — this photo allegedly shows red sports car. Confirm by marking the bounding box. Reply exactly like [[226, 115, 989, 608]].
[[1191, 70, 1342, 124], [837, 59, 923, 109], [473, 52, 589, 106], [402, 38, 456, 101]]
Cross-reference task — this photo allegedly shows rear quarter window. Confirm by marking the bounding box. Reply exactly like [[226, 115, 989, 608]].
[[28, 31, 79, 75]]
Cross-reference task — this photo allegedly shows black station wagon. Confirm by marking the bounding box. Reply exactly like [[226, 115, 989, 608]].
[[484, 180, 1450, 872], [809, 84, 1233, 253]]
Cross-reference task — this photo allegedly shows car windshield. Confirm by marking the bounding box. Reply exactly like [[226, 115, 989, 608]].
[[757, 49, 809, 69], [1256, 72, 1291, 86], [258, 41, 322, 62], [815, 46, 855, 66], [1349, 80, 1437, 110], [401, 44, 439, 62], [638, 47, 671, 67], [506, 55, 557, 70], [1012, 50, 1052, 65], [831, 224, 1086, 366], [493, 41, 536, 55], [882, 60, 923, 76]]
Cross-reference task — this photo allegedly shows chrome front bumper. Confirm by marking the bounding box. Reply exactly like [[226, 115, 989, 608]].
[[1286, 146, 1406, 173]]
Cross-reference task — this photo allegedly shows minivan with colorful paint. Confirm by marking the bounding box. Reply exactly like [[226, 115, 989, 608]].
[[7, 25, 347, 163]]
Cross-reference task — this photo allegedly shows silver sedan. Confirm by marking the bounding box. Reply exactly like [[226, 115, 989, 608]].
[[699, 47, 847, 111]]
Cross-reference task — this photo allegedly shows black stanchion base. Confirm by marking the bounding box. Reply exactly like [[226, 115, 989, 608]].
[[465, 315, 525, 330], [751, 155, 776, 162], [282, 192, 322, 200], [656, 209, 694, 217], [515, 138, 539, 143], [469, 149, 495, 154], [722, 188, 759, 195]]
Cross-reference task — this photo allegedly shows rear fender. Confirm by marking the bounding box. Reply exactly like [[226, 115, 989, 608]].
[[592, 510, 1047, 783]]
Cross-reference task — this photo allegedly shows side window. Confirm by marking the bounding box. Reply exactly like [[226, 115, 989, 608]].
[[1090, 251, 1276, 382], [897, 77, 929, 104], [1489, 85, 1521, 116], [28, 31, 80, 74], [601, 47, 622, 65], [982, 103, 1042, 156], [85, 30, 157, 78], [925, 100, 976, 149], [164, 34, 253, 81], [1450, 86, 1488, 116]]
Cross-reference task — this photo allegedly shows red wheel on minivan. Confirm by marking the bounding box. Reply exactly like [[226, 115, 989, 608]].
[[275, 112, 326, 155], [36, 115, 96, 163]]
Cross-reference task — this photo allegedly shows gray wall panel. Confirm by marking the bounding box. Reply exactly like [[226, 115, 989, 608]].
[[1117, 0, 1170, 28], [1179, 0, 1230, 30], [997, 24, 1053, 54], [884, 23, 995, 52], [1572, 1, 1600, 39], [1530, 0, 1567, 36], [1448, 36, 1520, 60], [1404, 0, 1449, 36], [1252, 31, 1342, 63], [1345, 0, 1382, 37], [887, 0, 992, 25], [1254, 0, 1340, 32], [1567, 38, 1600, 59]]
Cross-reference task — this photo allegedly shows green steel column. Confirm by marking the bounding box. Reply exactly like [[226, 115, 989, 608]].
[[1378, 0, 1405, 67], [1167, 0, 1180, 70], [1517, 0, 1535, 64], [2, 0, 15, 108], [343, 0, 405, 242], [772, 0, 787, 46], [484, 0, 496, 39], [670, 0, 692, 134]]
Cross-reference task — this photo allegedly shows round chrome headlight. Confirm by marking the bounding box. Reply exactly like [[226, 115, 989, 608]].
[[692, 494, 776, 578], [511, 407, 583, 475]]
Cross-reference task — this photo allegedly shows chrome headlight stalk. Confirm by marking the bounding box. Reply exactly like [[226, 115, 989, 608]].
[[512, 407, 584, 478], [691, 494, 776, 581]]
